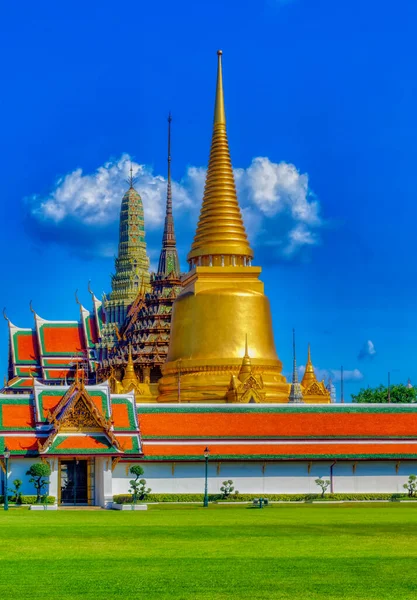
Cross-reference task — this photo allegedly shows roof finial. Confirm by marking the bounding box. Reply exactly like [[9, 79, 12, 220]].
[[167, 113, 173, 217], [238, 333, 252, 382], [289, 328, 304, 403], [129, 163, 134, 189], [88, 280, 94, 299], [214, 50, 226, 125], [292, 328, 298, 384]]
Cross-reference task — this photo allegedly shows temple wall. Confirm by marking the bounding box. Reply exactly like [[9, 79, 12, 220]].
[[3, 459, 416, 503], [2, 459, 35, 496], [111, 460, 417, 496]]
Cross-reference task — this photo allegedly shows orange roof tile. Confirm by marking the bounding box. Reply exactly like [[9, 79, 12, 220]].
[[111, 404, 130, 428], [2, 405, 34, 428], [41, 324, 84, 354], [139, 411, 417, 438], [142, 441, 417, 459], [16, 331, 39, 363]]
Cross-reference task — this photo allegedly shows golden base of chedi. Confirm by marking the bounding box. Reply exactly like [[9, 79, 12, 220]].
[[157, 266, 290, 402]]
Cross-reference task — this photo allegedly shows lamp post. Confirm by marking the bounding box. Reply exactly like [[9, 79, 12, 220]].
[[203, 447, 210, 507], [3, 447, 10, 511]]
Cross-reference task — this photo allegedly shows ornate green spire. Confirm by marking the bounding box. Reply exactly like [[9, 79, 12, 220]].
[[110, 170, 151, 304]]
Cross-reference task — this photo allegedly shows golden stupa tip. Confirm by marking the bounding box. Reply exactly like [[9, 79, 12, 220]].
[[214, 49, 226, 125]]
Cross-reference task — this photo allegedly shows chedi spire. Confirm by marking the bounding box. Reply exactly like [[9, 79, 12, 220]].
[[157, 113, 180, 276], [187, 50, 253, 267], [289, 329, 304, 403]]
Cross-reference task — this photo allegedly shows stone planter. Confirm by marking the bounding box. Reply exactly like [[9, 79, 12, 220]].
[[112, 503, 148, 511], [30, 504, 58, 511]]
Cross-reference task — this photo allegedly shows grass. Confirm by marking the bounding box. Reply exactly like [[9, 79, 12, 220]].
[[1, 503, 417, 600]]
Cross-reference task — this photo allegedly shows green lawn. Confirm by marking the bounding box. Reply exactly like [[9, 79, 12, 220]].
[[1, 504, 417, 600]]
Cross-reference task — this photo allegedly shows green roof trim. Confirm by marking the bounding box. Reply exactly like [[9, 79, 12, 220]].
[[141, 453, 417, 461], [42, 359, 76, 367], [137, 404, 417, 414], [141, 434, 417, 440]]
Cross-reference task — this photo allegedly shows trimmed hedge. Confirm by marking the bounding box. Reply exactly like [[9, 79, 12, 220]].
[[113, 492, 412, 504], [0, 495, 56, 505]]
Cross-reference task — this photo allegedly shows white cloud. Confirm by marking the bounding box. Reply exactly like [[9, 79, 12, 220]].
[[299, 366, 364, 383], [29, 154, 195, 230], [358, 340, 376, 361], [27, 154, 325, 260], [245, 158, 320, 224]]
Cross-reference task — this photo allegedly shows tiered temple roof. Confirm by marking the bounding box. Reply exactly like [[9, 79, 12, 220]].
[[0, 380, 141, 457], [3, 295, 104, 392], [137, 403, 417, 460]]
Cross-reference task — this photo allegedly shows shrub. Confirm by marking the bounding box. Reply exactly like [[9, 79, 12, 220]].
[[26, 463, 51, 503], [11, 479, 22, 505], [403, 475, 417, 497], [220, 480, 239, 499], [112, 492, 410, 504], [315, 477, 331, 498], [129, 465, 151, 503], [19, 495, 55, 505]]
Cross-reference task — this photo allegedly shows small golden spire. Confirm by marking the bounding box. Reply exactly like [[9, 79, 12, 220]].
[[122, 345, 139, 387], [187, 50, 253, 266], [238, 334, 252, 382], [301, 343, 318, 388]]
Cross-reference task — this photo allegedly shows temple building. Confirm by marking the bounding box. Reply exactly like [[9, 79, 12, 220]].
[[2, 75, 328, 404], [16, 50, 417, 508], [1, 50, 416, 505]]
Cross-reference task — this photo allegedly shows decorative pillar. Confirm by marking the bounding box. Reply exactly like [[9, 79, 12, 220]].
[[142, 367, 151, 385], [96, 457, 113, 508], [48, 459, 58, 504]]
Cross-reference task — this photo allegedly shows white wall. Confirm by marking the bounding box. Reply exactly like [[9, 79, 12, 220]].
[[112, 460, 334, 496], [334, 461, 417, 493], [5, 459, 416, 502], [112, 460, 417, 496]]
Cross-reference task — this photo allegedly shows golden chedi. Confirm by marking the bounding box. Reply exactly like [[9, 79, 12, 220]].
[[158, 51, 290, 403], [301, 344, 330, 404]]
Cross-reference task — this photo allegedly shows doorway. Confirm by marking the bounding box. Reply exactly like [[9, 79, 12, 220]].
[[60, 459, 93, 505]]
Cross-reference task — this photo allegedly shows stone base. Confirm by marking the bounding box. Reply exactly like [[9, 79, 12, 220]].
[[30, 505, 58, 511], [111, 503, 148, 511]]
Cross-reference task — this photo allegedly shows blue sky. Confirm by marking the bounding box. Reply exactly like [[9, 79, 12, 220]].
[[1, 0, 416, 398]]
